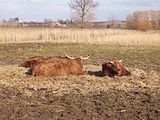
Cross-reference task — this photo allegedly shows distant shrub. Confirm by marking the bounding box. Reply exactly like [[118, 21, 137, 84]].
[[126, 10, 160, 31]]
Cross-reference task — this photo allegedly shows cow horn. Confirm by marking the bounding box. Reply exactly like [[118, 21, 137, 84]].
[[110, 61, 114, 64], [119, 59, 123, 62], [64, 52, 75, 59], [80, 55, 90, 60]]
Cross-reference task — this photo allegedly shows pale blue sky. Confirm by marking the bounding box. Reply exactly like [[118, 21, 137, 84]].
[[0, 0, 159, 21]]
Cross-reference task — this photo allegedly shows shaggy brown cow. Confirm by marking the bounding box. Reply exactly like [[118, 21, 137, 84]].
[[101, 59, 131, 77], [31, 53, 90, 77], [19, 56, 66, 68]]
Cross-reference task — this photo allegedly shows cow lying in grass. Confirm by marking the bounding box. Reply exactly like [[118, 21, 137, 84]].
[[101, 59, 131, 77], [31, 53, 90, 77], [19, 56, 62, 68]]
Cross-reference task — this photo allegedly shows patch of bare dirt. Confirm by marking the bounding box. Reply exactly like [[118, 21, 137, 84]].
[[0, 65, 160, 120]]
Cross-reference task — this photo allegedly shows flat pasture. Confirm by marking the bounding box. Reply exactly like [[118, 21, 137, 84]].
[[0, 29, 160, 119]]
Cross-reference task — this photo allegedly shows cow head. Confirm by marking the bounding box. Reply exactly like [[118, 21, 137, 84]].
[[101, 59, 131, 77]]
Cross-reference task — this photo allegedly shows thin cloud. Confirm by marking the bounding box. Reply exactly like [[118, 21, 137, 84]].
[[98, 0, 160, 8], [0, 0, 159, 21]]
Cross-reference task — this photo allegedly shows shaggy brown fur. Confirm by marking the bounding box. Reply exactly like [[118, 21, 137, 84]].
[[19, 56, 64, 68], [101, 60, 131, 77], [31, 58, 84, 77]]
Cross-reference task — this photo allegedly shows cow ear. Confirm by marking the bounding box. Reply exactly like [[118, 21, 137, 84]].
[[119, 59, 123, 63]]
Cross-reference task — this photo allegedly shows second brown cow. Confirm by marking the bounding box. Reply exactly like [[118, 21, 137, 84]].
[[101, 59, 131, 77], [19, 56, 64, 68]]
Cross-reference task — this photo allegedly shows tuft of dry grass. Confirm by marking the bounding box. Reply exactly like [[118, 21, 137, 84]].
[[0, 27, 160, 46], [0, 65, 159, 92]]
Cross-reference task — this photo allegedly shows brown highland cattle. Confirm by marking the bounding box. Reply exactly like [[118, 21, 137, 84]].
[[19, 56, 67, 68], [19, 56, 52, 68], [31, 53, 90, 77], [101, 59, 131, 77]]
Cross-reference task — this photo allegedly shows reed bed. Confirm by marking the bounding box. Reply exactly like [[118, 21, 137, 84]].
[[0, 27, 160, 46]]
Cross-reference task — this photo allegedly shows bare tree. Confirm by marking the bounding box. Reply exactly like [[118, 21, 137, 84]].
[[69, 0, 98, 28]]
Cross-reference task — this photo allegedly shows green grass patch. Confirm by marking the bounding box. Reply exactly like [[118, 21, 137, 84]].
[[0, 43, 160, 72]]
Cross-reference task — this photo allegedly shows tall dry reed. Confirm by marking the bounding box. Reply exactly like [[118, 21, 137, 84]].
[[0, 27, 160, 46]]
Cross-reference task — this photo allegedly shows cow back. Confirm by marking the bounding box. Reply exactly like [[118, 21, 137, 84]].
[[32, 58, 84, 76]]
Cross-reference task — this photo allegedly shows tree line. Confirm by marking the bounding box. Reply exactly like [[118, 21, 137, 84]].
[[69, 0, 160, 30], [126, 10, 160, 31], [0, 0, 159, 30]]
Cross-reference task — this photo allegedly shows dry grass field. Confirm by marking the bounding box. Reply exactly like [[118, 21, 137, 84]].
[[0, 27, 160, 46], [0, 28, 160, 119]]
